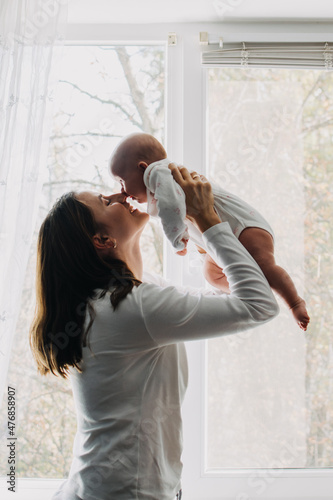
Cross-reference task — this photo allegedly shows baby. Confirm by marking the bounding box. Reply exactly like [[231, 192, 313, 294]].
[[109, 132, 310, 331]]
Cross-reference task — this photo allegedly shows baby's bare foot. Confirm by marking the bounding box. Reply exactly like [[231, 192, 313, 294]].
[[290, 298, 310, 331]]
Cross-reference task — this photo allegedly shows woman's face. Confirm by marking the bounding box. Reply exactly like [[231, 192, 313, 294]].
[[76, 191, 149, 247]]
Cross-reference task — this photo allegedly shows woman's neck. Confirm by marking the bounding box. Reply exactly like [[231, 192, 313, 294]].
[[116, 240, 143, 281]]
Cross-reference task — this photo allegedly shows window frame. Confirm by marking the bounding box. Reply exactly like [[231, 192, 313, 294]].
[[1, 21, 332, 500], [178, 22, 333, 500]]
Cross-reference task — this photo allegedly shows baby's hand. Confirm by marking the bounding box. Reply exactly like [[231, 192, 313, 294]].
[[176, 237, 188, 256], [176, 248, 187, 256], [203, 253, 230, 293]]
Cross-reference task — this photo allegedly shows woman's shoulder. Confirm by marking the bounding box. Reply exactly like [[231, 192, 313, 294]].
[[141, 270, 171, 288]]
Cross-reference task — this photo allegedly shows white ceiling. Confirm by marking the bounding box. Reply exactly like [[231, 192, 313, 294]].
[[68, 0, 333, 24]]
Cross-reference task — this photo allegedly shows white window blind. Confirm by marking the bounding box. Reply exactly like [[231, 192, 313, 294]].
[[201, 41, 333, 70]]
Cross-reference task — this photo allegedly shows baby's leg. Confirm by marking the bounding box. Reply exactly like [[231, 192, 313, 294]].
[[239, 227, 310, 331]]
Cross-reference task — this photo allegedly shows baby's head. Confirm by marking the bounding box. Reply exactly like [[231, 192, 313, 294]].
[[109, 133, 167, 203]]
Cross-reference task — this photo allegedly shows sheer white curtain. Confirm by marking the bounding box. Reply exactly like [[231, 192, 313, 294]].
[[0, 0, 67, 411]]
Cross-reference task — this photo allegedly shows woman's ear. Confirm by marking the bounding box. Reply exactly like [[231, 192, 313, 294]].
[[92, 234, 116, 250], [137, 161, 148, 173]]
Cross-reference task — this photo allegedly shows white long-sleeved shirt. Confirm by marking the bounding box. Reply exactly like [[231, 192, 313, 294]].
[[51, 222, 279, 500], [144, 159, 274, 252]]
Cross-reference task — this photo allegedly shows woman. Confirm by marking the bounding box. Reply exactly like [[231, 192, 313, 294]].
[[30, 166, 278, 500]]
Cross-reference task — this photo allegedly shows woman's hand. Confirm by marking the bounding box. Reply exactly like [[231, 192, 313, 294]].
[[203, 253, 230, 293], [168, 164, 221, 233]]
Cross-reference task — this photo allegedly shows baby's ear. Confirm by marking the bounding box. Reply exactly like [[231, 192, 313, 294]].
[[137, 161, 148, 172]]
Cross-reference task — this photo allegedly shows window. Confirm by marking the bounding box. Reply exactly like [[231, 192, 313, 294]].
[[205, 67, 333, 471], [1, 22, 332, 500], [177, 30, 333, 500], [0, 43, 165, 484]]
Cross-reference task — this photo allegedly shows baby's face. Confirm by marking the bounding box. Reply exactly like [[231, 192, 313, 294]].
[[113, 164, 147, 204]]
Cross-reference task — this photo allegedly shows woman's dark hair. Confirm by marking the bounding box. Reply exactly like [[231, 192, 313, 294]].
[[29, 191, 141, 379]]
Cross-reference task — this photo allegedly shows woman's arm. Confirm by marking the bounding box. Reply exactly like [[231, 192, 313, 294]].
[[138, 221, 279, 346], [137, 166, 279, 346]]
